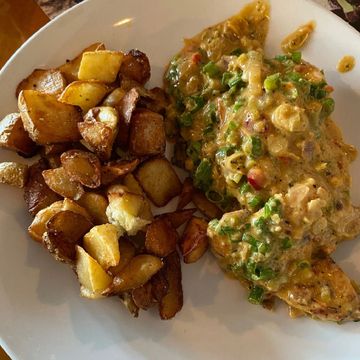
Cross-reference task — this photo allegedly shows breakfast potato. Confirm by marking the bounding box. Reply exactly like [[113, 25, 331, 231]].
[[159, 251, 183, 320], [117, 87, 140, 124], [132, 282, 155, 310], [138, 87, 168, 114], [106, 185, 151, 235], [76, 192, 108, 225], [43, 210, 93, 264], [145, 217, 178, 257], [24, 160, 61, 215], [129, 109, 166, 156], [180, 217, 209, 264], [150, 269, 169, 303], [80, 286, 104, 299], [120, 49, 151, 85], [76, 245, 113, 294], [58, 42, 105, 83], [0, 113, 37, 156], [59, 80, 109, 112], [28, 200, 63, 242], [192, 189, 223, 220], [42, 143, 72, 157], [161, 208, 196, 229], [177, 177, 194, 210], [28, 198, 91, 242], [78, 106, 119, 161], [16, 69, 67, 97], [108, 238, 136, 276], [102, 87, 126, 107], [135, 157, 182, 207], [78, 50, 124, 83], [0, 162, 28, 188], [83, 224, 121, 269], [120, 292, 139, 318], [61, 150, 101, 188], [122, 173, 143, 195], [42, 167, 84, 200], [101, 158, 139, 186], [105, 254, 163, 294], [18, 90, 82, 144]]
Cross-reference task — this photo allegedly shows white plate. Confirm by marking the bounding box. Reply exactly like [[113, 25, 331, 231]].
[[1, 0, 360, 359]]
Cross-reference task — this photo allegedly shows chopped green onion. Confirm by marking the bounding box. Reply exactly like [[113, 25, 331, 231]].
[[321, 98, 335, 118], [263, 197, 281, 218], [218, 225, 236, 236], [242, 233, 258, 251], [216, 146, 236, 159], [298, 260, 311, 269], [287, 72, 302, 82], [254, 216, 268, 234], [291, 51, 302, 64], [203, 61, 221, 78], [310, 82, 327, 99], [249, 195, 263, 208], [251, 136, 263, 158], [222, 72, 232, 86], [258, 242, 269, 254], [239, 182, 251, 195], [243, 223, 251, 231], [206, 190, 224, 204], [186, 141, 202, 162], [233, 98, 246, 112], [230, 48, 243, 56], [228, 72, 245, 88], [264, 73, 281, 92], [194, 159, 213, 191], [275, 54, 289, 62], [248, 285, 264, 304], [178, 112, 193, 127], [188, 96, 205, 113], [251, 267, 275, 281], [282, 237, 293, 250], [208, 219, 220, 230]]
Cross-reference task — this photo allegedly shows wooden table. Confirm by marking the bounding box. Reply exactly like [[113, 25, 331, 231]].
[[0, 1, 49, 358]]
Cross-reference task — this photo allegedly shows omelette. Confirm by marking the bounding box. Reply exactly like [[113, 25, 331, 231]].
[[164, 0, 360, 322]]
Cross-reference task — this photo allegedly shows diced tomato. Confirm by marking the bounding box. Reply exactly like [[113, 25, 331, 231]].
[[247, 167, 266, 190], [324, 85, 334, 93], [191, 52, 202, 65]]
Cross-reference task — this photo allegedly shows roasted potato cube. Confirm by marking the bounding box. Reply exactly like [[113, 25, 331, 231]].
[[58, 42, 105, 83], [138, 87, 168, 114], [132, 282, 155, 310], [28, 198, 91, 242], [120, 49, 150, 85], [24, 160, 61, 215], [129, 109, 166, 156], [28, 200, 63, 242], [117, 87, 140, 124], [42, 167, 84, 200], [0, 113, 37, 156], [108, 238, 136, 276], [123, 173, 143, 195], [61, 150, 101, 188], [16, 69, 67, 97], [43, 210, 93, 264], [18, 90, 82, 144], [192, 190, 222, 220], [42, 143, 72, 157], [78, 106, 118, 161], [59, 80, 109, 112], [102, 87, 126, 107], [135, 157, 182, 207], [150, 269, 169, 303], [181, 217, 209, 264], [80, 285, 104, 299], [0, 162, 28, 188], [105, 254, 163, 294], [76, 245, 113, 294], [106, 185, 151, 236], [159, 251, 183, 320], [83, 224, 120, 269], [101, 158, 139, 186], [145, 217, 178, 257], [177, 177, 194, 210], [78, 50, 124, 83], [161, 208, 196, 229], [77, 192, 108, 225]]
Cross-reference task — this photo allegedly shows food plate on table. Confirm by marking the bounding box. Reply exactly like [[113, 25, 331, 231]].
[[0, 0, 360, 359]]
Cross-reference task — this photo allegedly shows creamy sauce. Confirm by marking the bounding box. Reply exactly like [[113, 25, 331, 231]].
[[337, 55, 356, 73], [281, 21, 316, 53], [164, 0, 360, 322]]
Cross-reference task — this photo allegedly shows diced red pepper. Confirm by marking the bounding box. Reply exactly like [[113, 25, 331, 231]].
[[191, 52, 202, 65], [247, 167, 266, 190]]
